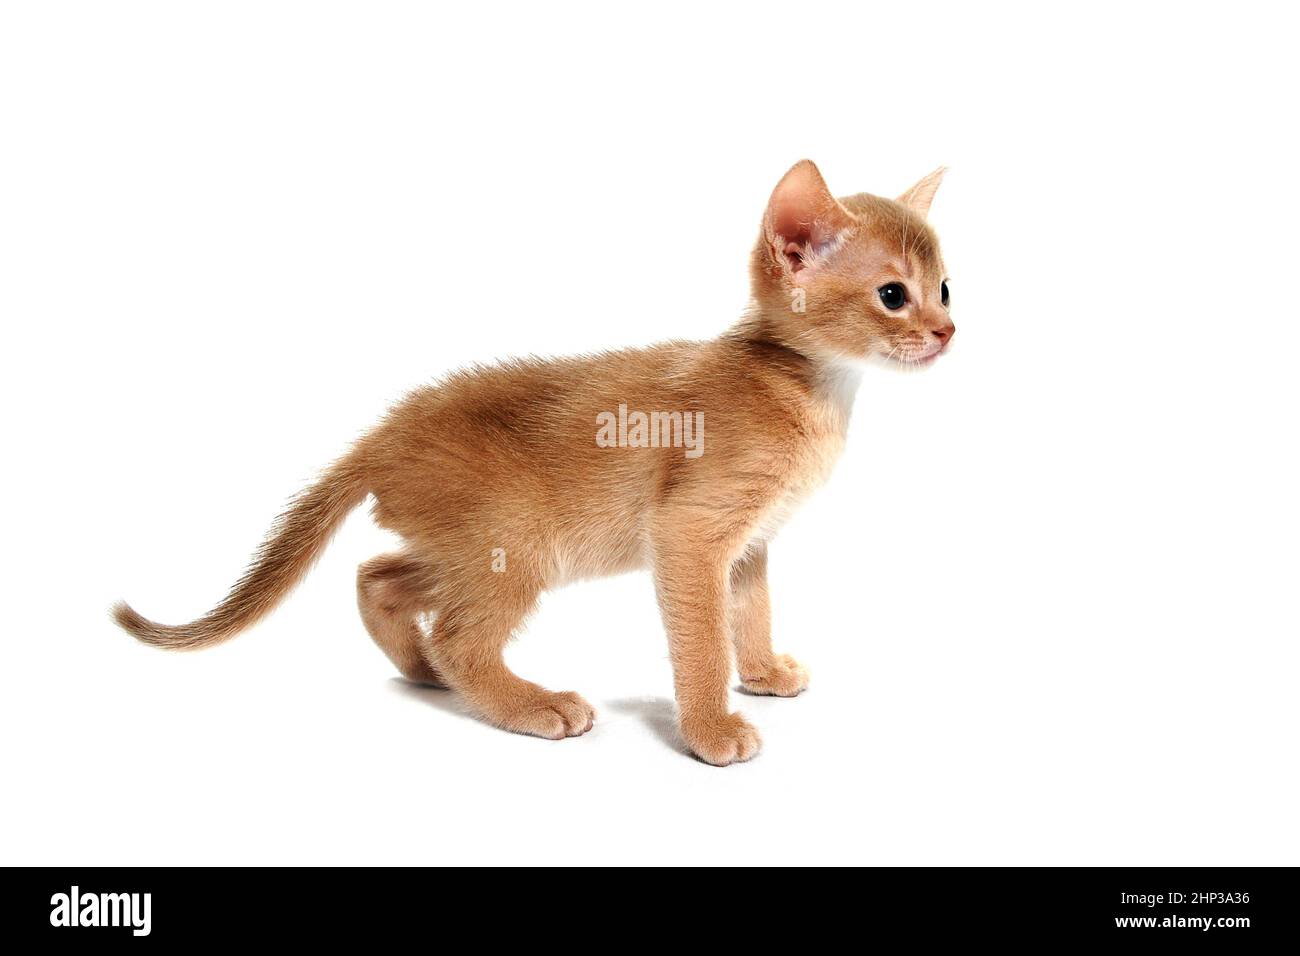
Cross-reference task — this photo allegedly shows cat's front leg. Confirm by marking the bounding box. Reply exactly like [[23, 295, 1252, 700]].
[[729, 543, 810, 697], [652, 539, 760, 766]]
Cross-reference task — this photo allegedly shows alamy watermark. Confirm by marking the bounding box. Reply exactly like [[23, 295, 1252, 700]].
[[50, 885, 151, 936], [595, 403, 704, 459]]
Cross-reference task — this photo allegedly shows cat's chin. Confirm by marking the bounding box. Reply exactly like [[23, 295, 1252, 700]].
[[816, 350, 939, 375], [864, 346, 947, 373]]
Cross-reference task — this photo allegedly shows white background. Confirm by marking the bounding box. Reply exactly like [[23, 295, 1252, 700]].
[[2, 2, 1296, 866]]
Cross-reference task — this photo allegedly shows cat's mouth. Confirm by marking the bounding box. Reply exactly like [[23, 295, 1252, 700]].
[[913, 346, 946, 367], [885, 342, 948, 367]]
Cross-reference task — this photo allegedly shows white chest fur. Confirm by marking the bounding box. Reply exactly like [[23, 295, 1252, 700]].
[[750, 361, 858, 543]]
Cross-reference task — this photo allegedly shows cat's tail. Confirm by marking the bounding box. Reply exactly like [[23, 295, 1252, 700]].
[[112, 456, 369, 651]]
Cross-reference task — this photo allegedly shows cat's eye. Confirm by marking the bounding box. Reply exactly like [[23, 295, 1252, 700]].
[[941, 280, 950, 307], [877, 283, 907, 310]]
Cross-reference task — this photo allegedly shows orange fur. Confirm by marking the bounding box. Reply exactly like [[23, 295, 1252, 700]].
[[114, 160, 953, 765]]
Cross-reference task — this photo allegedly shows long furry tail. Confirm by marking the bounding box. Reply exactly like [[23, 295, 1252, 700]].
[[112, 458, 368, 650]]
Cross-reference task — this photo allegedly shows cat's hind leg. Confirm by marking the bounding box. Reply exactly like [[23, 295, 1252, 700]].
[[357, 551, 447, 686], [428, 571, 594, 739]]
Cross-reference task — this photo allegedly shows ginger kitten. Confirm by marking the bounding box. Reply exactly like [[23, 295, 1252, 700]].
[[114, 160, 954, 766]]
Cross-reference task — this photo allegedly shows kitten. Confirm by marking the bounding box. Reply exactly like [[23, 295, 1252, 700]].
[[114, 160, 954, 765]]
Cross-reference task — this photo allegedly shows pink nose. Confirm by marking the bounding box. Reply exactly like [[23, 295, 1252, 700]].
[[931, 322, 955, 345]]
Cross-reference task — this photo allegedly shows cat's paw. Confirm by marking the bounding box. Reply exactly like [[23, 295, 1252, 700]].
[[740, 654, 809, 697], [680, 711, 762, 766], [499, 690, 596, 740]]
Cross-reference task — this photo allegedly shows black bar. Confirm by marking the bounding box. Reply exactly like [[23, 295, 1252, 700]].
[[6, 867, 1295, 946]]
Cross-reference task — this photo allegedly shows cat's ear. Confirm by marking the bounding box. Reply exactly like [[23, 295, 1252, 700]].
[[764, 160, 855, 277], [897, 167, 947, 218]]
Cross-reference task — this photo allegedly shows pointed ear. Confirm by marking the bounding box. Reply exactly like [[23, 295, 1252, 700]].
[[764, 160, 855, 276], [897, 166, 947, 218]]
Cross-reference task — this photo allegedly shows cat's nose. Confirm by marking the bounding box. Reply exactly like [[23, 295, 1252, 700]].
[[931, 322, 955, 344]]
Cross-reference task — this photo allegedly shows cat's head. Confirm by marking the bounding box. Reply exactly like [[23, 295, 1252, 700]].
[[749, 160, 953, 367]]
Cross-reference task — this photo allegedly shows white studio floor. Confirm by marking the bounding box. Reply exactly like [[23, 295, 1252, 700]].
[[7, 476, 1297, 866]]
